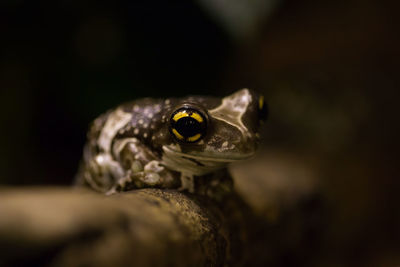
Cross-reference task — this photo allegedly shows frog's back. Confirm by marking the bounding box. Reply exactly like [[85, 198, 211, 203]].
[[85, 98, 165, 154], [75, 97, 173, 188]]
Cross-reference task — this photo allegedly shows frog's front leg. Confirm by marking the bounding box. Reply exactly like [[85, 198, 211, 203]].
[[108, 138, 179, 194], [75, 144, 125, 193], [179, 174, 195, 193]]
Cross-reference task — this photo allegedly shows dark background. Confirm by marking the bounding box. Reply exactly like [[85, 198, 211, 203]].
[[1, 0, 399, 266]]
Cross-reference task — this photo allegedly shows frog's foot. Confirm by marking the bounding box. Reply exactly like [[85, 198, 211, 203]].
[[178, 174, 195, 193], [141, 160, 164, 186], [107, 160, 165, 194], [106, 171, 138, 194], [82, 154, 123, 193]]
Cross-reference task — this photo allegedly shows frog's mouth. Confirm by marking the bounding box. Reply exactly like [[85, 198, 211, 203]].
[[163, 146, 255, 163]]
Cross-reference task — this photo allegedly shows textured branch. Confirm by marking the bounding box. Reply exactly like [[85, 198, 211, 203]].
[[0, 187, 252, 267], [0, 152, 324, 267]]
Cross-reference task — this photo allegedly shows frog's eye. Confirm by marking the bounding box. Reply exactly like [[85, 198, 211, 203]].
[[169, 107, 207, 143], [258, 95, 268, 121]]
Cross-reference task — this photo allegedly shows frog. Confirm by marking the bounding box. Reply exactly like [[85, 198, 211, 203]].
[[75, 88, 268, 196]]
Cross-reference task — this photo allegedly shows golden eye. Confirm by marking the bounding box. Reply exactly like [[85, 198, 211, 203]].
[[259, 95, 264, 110], [170, 107, 207, 143], [172, 111, 189, 122]]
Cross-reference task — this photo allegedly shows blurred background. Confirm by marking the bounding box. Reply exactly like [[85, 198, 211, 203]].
[[0, 0, 399, 266]]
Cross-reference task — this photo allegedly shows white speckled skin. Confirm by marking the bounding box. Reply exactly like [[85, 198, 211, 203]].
[[76, 89, 267, 194]]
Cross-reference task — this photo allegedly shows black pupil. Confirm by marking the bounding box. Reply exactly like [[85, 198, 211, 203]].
[[175, 117, 201, 137]]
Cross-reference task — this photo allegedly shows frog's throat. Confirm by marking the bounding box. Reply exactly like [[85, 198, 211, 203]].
[[162, 146, 254, 162]]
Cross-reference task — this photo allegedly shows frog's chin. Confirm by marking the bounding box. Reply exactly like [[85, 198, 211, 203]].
[[163, 146, 255, 162]]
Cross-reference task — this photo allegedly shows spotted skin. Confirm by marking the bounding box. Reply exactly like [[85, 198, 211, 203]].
[[76, 89, 267, 195]]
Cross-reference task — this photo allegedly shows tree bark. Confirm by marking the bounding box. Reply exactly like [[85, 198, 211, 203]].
[[0, 152, 325, 266], [0, 187, 253, 267]]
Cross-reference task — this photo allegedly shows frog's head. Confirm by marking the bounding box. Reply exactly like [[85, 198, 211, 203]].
[[161, 89, 267, 170]]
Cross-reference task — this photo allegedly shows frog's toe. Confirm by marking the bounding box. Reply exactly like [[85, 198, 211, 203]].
[[142, 173, 161, 186], [178, 175, 195, 193], [144, 160, 164, 173], [105, 188, 117, 196]]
